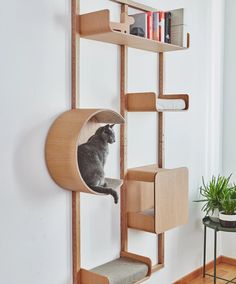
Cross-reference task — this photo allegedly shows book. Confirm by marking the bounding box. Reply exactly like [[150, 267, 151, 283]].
[[171, 25, 187, 47], [170, 8, 184, 26], [130, 13, 147, 38], [165, 12, 171, 43], [147, 12, 153, 40], [169, 8, 186, 47], [152, 12, 160, 41], [158, 11, 165, 42]]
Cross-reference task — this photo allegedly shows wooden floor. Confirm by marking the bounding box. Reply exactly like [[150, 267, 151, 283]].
[[189, 263, 236, 283]]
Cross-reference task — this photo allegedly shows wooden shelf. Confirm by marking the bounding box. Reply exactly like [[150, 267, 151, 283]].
[[45, 109, 124, 195], [127, 92, 189, 112], [126, 165, 189, 233], [78, 10, 189, 53], [79, 251, 151, 284]]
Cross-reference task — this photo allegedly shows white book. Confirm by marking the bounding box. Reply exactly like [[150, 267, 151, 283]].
[[169, 8, 187, 47], [171, 25, 187, 47], [170, 8, 185, 26]]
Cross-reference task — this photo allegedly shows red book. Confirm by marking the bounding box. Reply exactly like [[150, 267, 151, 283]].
[[158, 11, 165, 42], [147, 12, 153, 39]]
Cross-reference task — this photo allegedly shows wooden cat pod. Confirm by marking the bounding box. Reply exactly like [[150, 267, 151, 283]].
[[79, 251, 152, 284], [126, 165, 189, 233], [45, 109, 124, 195], [127, 92, 189, 112], [79, 9, 190, 53]]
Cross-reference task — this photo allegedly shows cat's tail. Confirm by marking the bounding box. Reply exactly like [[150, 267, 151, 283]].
[[89, 186, 119, 204]]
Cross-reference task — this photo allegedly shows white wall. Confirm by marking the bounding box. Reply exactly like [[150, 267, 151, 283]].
[[222, 0, 236, 258], [0, 0, 225, 283]]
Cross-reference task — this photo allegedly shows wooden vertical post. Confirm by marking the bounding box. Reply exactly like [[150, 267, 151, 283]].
[[158, 52, 165, 266], [120, 3, 128, 253], [71, 0, 80, 283]]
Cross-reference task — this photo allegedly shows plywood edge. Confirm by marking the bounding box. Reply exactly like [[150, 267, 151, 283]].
[[152, 263, 164, 273], [154, 167, 189, 233], [78, 10, 112, 36], [121, 251, 152, 276], [127, 164, 166, 182], [128, 211, 155, 233], [79, 268, 109, 284], [127, 92, 156, 112]]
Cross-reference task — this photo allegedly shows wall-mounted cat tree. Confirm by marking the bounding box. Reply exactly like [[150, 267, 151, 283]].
[[45, 0, 190, 283]]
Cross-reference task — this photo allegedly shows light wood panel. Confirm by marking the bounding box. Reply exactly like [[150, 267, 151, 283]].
[[78, 10, 188, 53], [128, 210, 155, 233], [126, 166, 189, 234], [126, 92, 189, 112], [155, 167, 189, 233], [45, 109, 124, 194], [71, 1, 80, 284], [120, 3, 128, 253], [158, 43, 165, 269], [80, 269, 109, 284]]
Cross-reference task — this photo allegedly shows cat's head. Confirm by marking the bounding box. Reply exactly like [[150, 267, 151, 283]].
[[96, 124, 115, 144]]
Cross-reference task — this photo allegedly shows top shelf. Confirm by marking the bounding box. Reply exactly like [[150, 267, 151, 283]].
[[78, 10, 189, 53]]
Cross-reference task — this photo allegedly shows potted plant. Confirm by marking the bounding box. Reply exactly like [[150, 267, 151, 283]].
[[219, 189, 236, 228], [195, 175, 233, 221]]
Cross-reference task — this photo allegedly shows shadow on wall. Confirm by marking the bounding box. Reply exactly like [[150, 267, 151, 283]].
[[13, 118, 64, 202]]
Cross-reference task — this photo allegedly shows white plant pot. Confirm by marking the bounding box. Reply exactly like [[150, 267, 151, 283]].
[[209, 209, 219, 222], [219, 212, 236, 228]]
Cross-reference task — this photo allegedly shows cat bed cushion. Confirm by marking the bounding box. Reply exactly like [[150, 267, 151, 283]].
[[91, 257, 148, 284], [157, 99, 185, 111], [141, 208, 154, 216]]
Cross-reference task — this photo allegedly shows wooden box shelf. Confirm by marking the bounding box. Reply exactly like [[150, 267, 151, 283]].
[[45, 109, 124, 195], [126, 165, 188, 233], [79, 251, 151, 284], [126, 92, 189, 112], [78, 9, 189, 53]]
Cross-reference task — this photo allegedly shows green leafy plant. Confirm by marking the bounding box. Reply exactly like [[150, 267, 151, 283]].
[[220, 189, 236, 215], [195, 175, 233, 215]]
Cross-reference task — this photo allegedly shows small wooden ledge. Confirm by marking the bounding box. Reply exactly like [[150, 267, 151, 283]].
[[79, 251, 152, 284], [126, 92, 189, 112], [45, 109, 124, 195], [78, 10, 189, 53], [127, 165, 189, 233]]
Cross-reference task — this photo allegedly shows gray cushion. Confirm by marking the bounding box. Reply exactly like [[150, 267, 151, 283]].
[[91, 257, 148, 284]]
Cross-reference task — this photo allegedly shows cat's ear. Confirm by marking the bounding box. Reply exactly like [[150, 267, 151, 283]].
[[110, 124, 115, 128], [103, 124, 110, 132]]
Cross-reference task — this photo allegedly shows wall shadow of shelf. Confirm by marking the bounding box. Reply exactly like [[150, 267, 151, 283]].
[[45, 109, 124, 195], [126, 165, 188, 233], [127, 92, 189, 112], [79, 251, 152, 284], [78, 9, 189, 53]]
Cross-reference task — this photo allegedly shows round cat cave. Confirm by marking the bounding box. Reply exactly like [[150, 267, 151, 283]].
[[45, 109, 125, 195]]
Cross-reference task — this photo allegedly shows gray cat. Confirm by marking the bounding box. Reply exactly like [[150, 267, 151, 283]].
[[77, 124, 118, 204]]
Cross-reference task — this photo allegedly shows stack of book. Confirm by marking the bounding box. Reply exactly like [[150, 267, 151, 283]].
[[129, 8, 186, 47]]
